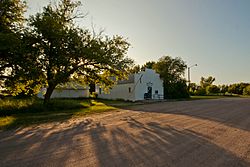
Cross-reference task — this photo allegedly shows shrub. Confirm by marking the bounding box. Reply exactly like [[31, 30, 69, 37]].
[[206, 85, 220, 95], [194, 88, 206, 96], [243, 85, 250, 96]]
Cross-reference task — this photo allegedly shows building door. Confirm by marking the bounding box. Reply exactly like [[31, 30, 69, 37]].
[[147, 86, 152, 99]]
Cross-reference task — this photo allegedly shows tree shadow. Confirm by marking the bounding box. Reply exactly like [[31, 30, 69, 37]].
[[123, 98, 250, 132], [0, 115, 249, 167]]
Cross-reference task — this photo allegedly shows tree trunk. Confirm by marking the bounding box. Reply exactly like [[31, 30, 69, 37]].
[[43, 84, 56, 105]]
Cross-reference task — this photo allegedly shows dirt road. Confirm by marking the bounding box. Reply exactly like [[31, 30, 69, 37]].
[[0, 98, 250, 167]]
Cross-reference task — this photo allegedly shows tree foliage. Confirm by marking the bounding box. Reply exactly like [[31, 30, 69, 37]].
[[228, 83, 249, 95], [200, 76, 215, 89], [219, 84, 228, 95], [0, 0, 26, 88], [243, 85, 250, 96], [129, 65, 141, 73], [153, 56, 188, 99], [188, 82, 199, 95], [129, 61, 156, 73], [0, 0, 26, 31], [206, 85, 220, 94], [141, 61, 155, 71], [1, 0, 133, 104]]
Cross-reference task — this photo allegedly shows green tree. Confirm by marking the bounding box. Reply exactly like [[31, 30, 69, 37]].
[[200, 76, 215, 89], [206, 85, 220, 95], [219, 84, 228, 95], [129, 65, 141, 73], [188, 82, 198, 95], [0, 0, 26, 30], [141, 61, 156, 71], [228, 83, 249, 95], [153, 56, 188, 99], [4, 0, 133, 104], [243, 85, 250, 96], [198, 76, 216, 95], [228, 84, 238, 94], [3, 29, 47, 97], [0, 0, 26, 88], [195, 86, 206, 96]]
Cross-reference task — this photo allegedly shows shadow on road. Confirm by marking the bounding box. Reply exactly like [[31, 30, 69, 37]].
[[124, 98, 250, 132], [0, 113, 249, 166]]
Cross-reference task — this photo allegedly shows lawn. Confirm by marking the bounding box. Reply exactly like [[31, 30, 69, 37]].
[[0, 98, 134, 130]]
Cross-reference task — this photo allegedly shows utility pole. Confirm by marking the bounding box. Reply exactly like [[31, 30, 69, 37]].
[[187, 64, 197, 86]]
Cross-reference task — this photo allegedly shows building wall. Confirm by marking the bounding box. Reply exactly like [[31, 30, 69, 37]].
[[134, 69, 164, 100], [51, 89, 89, 98], [37, 88, 89, 99], [96, 69, 164, 101], [97, 83, 135, 101]]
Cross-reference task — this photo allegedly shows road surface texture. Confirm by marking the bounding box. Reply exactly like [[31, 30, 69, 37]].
[[0, 98, 250, 167]]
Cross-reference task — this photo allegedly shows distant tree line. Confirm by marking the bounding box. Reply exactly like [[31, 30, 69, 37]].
[[131, 61, 250, 99], [188, 76, 250, 96]]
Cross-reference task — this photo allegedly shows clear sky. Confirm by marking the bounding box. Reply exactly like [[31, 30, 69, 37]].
[[26, 0, 250, 84]]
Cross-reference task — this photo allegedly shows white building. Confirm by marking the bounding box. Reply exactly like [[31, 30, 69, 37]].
[[37, 83, 89, 99], [97, 68, 164, 101]]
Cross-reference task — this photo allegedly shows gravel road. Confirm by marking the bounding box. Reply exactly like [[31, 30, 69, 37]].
[[0, 98, 250, 167]]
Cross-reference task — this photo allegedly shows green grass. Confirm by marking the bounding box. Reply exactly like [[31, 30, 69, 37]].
[[190, 94, 241, 100], [0, 98, 126, 130], [2, 95, 247, 130]]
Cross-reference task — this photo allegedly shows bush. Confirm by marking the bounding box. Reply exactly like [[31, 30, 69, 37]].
[[0, 98, 88, 116], [243, 85, 250, 96], [194, 88, 206, 96], [206, 85, 220, 95]]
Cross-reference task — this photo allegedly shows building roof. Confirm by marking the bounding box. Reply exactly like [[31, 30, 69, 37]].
[[56, 82, 88, 90], [117, 74, 135, 84], [116, 68, 158, 84]]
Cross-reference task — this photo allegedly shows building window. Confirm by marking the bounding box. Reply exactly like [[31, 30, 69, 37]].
[[128, 87, 131, 93], [99, 88, 102, 94], [155, 90, 158, 94]]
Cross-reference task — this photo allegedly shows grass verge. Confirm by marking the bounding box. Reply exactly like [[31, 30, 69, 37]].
[[190, 95, 242, 100], [0, 98, 129, 130]]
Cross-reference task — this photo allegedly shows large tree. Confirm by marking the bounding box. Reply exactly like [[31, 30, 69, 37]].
[[200, 76, 215, 89], [3, 0, 133, 104], [206, 85, 220, 95], [0, 0, 26, 88], [141, 61, 156, 70], [194, 76, 216, 95], [153, 56, 188, 99]]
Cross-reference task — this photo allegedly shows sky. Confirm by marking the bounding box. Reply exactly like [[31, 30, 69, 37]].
[[26, 0, 250, 84]]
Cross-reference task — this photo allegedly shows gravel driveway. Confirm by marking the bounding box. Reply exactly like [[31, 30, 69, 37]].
[[0, 98, 250, 167]]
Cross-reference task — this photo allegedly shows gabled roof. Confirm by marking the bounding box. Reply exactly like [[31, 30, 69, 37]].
[[117, 74, 135, 84]]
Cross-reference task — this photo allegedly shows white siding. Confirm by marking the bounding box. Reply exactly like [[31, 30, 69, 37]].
[[134, 69, 164, 100], [97, 83, 135, 101], [37, 88, 89, 99], [96, 68, 164, 101], [51, 89, 89, 98]]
